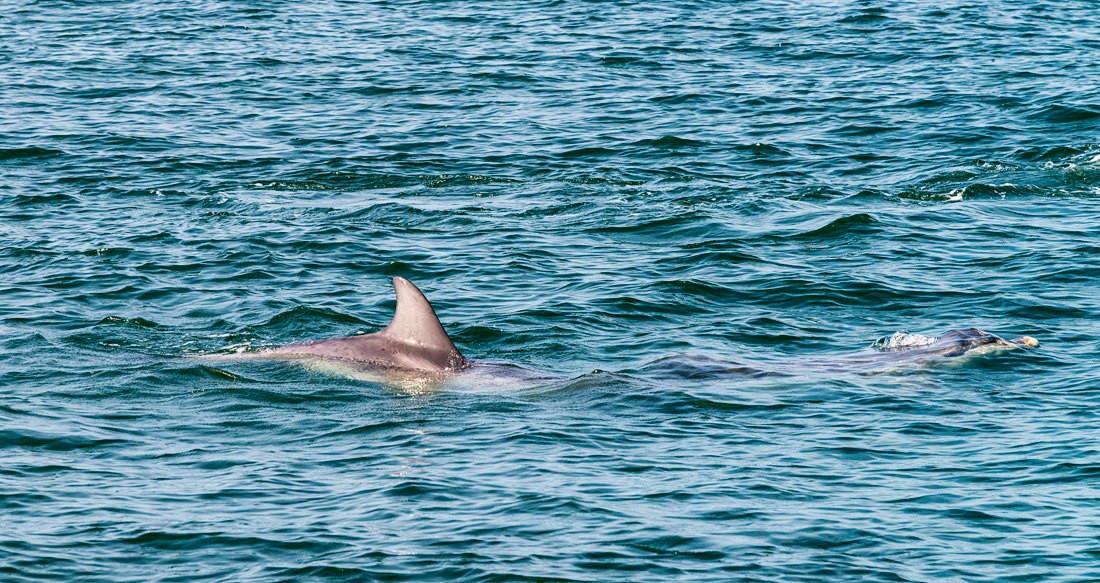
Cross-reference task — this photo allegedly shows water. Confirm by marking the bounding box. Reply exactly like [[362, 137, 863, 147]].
[[2, 1, 1099, 580]]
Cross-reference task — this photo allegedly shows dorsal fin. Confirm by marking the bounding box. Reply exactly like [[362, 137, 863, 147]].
[[381, 277, 463, 359]]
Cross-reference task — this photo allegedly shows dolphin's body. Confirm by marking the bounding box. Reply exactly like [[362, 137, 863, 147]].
[[824, 328, 1038, 373], [226, 278, 1037, 385], [877, 328, 1037, 358]]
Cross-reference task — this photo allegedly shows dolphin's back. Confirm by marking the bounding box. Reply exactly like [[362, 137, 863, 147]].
[[265, 277, 466, 371], [876, 328, 1030, 360], [920, 328, 1005, 356]]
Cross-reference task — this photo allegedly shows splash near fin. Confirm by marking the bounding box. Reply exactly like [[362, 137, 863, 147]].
[[382, 277, 464, 364]]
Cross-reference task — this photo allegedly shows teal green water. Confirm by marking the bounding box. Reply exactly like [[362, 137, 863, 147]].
[[3, 1, 1100, 581]]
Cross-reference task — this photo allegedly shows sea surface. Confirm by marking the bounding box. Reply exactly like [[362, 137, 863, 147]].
[[3, 1, 1100, 581]]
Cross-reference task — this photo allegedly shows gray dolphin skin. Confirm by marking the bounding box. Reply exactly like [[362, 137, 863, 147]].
[[831, 327, 1039, 371], [262, 277, 467, 372], [886, 328, 1038, 357]]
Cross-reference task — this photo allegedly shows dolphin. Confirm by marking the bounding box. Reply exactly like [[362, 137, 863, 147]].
[[260, 277, 468, 372], [878, 328, 1038, 357], [643, 328, 1041, 380], [213, 278, 1038, 386], [822, 327, 1039, 372]]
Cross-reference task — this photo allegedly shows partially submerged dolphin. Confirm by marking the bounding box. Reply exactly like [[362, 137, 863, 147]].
[[226, 277, 1037, 382], [260, 277, 468, 372], [825, 328, 1039, 373], [875, 328, 1038, 357]]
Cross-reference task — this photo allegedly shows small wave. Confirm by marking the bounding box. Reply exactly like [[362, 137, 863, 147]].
[[81, 247, 133, 258], [732, 141, 791, 157], [250, 171, 415, 191], [350, 84, 424, 96], [96, 316, 160, 328], [598, 54, 664, 68], [264, 305, 368, 328], [649, 93, 709, 104], [252, 172, 516, 192], [786, 213, 878, 240], [556, 146, 619, 159], [1028, 104, 1100, 124], [0, 146, 64, 161], [839, 7, 891, 24], [1016, 145, 1087, 162], [10, 192, 80, 206], [631, 136, 708, 149], [0, 429, 129, 452], [421, 174, 519, 188], [898, 182, 1047, 201]]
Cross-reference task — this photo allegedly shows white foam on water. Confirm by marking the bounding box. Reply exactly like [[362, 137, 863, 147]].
[[873, 331, 938, 350]]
